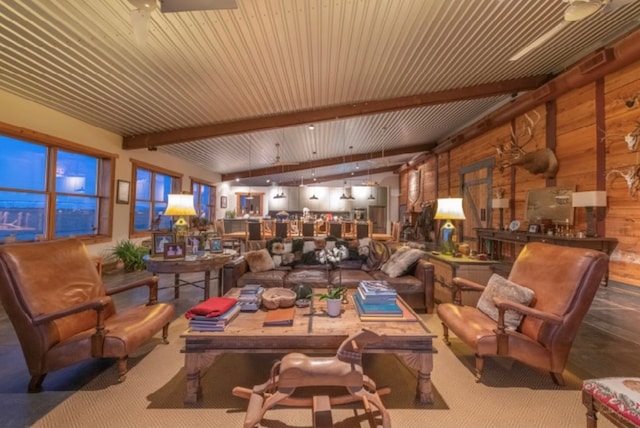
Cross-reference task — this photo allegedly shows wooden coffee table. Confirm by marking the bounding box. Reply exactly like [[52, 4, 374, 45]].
[[181, 288, 437, 404]]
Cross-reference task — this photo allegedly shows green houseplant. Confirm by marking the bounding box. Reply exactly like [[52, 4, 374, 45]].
[[309, 287, 346, 317], [110, 239, 148, 272]]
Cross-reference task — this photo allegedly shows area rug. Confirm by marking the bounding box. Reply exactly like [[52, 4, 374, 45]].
[[32, 315, 615, 428]]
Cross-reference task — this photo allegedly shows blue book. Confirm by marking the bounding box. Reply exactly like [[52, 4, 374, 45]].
[[357, 288, 396, 304], [354, 293, 402, 315]]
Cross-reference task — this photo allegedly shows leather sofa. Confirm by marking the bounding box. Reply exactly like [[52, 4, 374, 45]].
[[222, 240, 435, 313]]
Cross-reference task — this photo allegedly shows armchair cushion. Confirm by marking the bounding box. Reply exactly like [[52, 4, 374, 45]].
[[245, 248, 275, 273], [476, 274, 534, 330], [381, 247, 426, 278]]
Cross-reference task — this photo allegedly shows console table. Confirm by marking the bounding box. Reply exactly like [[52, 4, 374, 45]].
[[475, 228, 618, 283], [144, 252, 234, 300]]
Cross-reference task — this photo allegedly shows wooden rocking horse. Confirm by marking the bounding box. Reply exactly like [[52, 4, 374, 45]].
[[232, 329, 391, 428]]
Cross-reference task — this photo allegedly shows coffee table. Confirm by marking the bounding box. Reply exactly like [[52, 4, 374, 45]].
[[181, 288, 437, 404]]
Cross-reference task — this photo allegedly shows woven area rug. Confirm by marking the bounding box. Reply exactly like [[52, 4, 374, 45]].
[[32, 314, 615, 428]]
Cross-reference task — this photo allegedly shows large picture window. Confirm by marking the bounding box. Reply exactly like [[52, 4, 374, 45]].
[[131, 161, 181, 235], [0, 128, 114, 243]]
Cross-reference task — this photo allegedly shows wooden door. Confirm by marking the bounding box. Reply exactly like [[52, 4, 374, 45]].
[[459, 159, 494, 247], [369, 206, 387, 234]]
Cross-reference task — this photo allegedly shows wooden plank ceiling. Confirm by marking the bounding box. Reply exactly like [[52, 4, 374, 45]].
[[1, 0, 640, 186]]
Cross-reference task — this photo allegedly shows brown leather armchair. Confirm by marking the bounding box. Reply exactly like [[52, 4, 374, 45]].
[[0, 238, 175, 392], [437, 242, 608, 385]]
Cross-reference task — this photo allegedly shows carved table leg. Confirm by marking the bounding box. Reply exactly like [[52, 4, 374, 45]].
[[184, 351, 221, 403], [398, 352, 434, 404]]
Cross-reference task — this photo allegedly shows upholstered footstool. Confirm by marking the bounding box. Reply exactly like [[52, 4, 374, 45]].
[[582, 377, 640, 427]]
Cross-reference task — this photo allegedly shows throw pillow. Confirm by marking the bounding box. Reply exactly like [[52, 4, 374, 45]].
[[364, 240, 391, 271], [380, 248, 426, 278], [476, 274, 535, 330], [244, 248, 275, 273]]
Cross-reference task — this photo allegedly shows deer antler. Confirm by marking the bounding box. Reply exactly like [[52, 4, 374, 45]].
[[607, 165, 640, 198]]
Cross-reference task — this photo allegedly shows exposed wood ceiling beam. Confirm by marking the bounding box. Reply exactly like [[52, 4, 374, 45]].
[[434, 29, 640, 153], [122, 75, 551, 150], [221, 143, 432, 181], [278, 165, 399, 187]]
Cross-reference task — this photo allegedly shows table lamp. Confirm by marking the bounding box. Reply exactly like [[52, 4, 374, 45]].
[[572, 191, 607, 237], [492, 198, 510, 230], [433, 198, 466, 254], [164, 193, 196, 241]]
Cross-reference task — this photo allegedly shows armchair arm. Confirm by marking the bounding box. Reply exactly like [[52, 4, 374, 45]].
[[106, 275, 160, 305], [451, 277, 486, 305], [493, 296, 563, 325], [414, 259, 435, 314], [32, 296, 112, 326], [493, 296, 563, 355], [222, 256, 249, 294]]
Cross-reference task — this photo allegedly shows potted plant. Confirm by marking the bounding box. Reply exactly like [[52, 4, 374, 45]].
[[110, 239, 148, 272], [309, 287, 346, 317]]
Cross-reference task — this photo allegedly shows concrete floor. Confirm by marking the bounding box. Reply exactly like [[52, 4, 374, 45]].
[[1, 270, 639, 428]]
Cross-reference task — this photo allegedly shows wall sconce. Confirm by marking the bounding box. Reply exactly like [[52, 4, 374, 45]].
[[433, 198, 466, 254], [572, 191, 607, 237], [164, 193, 196, 241], [491, 198, 510, 230]]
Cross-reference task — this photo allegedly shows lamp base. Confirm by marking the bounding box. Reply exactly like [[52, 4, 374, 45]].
[[439, 220, 457, 255], [173, 216, 189, 241], [585, 207, 597, 238]]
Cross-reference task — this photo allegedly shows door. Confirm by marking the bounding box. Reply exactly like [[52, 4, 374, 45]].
[[369, 206, 387, 234], [459, 159, 494, 247]]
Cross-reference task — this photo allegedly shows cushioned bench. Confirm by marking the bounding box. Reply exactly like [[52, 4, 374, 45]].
[[582, 377, 640, 427]]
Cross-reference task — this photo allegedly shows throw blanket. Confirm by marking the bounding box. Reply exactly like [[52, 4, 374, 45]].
[[185, 297, 238, 319]]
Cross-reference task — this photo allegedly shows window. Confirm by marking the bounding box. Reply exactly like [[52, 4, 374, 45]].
[[0, 127, 114, 243], [191, 179, 216, 228], [131, 161, 181, 235]]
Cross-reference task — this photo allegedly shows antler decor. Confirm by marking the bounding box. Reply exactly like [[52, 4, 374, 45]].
[[606, 165, 640, 198], [494, 110, 559, 179]]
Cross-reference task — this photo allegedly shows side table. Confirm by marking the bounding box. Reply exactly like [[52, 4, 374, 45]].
[[423, 252, 497, 306], [144, 252, 235, 300]]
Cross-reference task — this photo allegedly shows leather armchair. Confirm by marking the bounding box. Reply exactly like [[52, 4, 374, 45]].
[[437, 242, 608, 385], [0, 238, 175, 392]]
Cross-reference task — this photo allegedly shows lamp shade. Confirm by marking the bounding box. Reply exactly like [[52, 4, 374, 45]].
[[572, 191, 607, 208], [492, 198, 510, 209], [164, 194, 196, 216], [434, 198, 466, 220]]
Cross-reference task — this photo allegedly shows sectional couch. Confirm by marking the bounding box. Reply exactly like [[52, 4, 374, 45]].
[[222, 238, 435, 313]]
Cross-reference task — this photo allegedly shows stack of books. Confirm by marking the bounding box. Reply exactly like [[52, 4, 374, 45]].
[[188, 303, 241, 332], [354, 280, 408, 320], [238, 284, 264, 312]]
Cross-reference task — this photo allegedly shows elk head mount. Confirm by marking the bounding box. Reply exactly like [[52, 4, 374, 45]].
[[495, 110, 559, 179]]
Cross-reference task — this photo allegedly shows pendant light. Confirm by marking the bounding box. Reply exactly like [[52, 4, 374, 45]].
[[246, 139, 254, 200], [309, 148, 318, 200]]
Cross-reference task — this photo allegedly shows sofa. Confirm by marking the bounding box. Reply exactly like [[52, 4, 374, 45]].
[[222, 238, 435, 313]]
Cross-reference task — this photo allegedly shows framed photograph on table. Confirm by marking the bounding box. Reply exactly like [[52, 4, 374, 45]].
[[220, 195, 227, 209], [116, 180, 130, 204], [185, 235, 200, 255], [163, 242, 186, 259], [210, 238, 223, 253], [152, 232, 175, 256], [528, 224, 540, 233]]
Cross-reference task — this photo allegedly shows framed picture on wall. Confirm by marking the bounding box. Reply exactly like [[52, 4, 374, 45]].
[[116, 180, 130, 204], [220, 195, 227, 209]]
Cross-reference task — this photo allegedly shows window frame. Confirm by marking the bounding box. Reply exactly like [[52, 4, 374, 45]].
[[0, 121, 116, 244], [129, 159, 182, 238], [191, 177, 216, 226]]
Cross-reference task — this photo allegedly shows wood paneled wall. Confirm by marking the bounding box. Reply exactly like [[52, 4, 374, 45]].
[[400, 57, 640, 287]]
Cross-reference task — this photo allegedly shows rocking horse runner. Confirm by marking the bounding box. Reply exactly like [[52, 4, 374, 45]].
[[232, 329, 391, 428]]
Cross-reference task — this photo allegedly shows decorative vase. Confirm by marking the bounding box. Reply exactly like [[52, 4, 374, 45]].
[[326, 298, 342, 317]]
